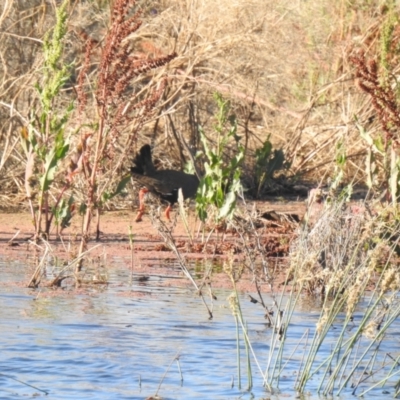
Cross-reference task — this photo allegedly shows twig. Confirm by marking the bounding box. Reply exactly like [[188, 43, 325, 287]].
[[154, 350, 181, 398], [0, 373, 48, 395]]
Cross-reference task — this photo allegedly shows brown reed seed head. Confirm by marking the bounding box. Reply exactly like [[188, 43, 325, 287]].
[[112, 0, 136, 24], [96, 8, 176, 125], [76, 0, 177, 124], [350, 52, 400, 140], [77, 36, 96, 118], [74, 0, 177, 170]]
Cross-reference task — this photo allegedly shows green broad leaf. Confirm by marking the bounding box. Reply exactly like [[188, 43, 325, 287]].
[[256, 139, 272, 161], [66, 102, 74, 113], [365, 148, 374, 189], [231, 151, 244, 168], [197, 182, 205, 198], [337, 154, 346, 166], [203, 163, 212, 175], [100, 175, 133, 204], [218, 191, 236, 219], [102, 192, 112, 203], [230, 177, 242, 193], [356, 122, 374, 146], [79, 202, 87, 215], [34, 82, 43, 95], [30, 137, 38, 152], [112, 175, 131, 197], [373, 136, 385, 154], [270, 149, 285, 169], [40, 149, 57, 191], [209, 153, 219, 165], [197, 206, 207, 222], [56, 143, 69, 160], [39, 113, 47, 129], [228, 115, 237, 127], [216, 187, 224, 205]]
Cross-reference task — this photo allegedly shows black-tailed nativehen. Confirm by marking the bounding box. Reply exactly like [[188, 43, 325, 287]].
[[131, 144, 199, 222]]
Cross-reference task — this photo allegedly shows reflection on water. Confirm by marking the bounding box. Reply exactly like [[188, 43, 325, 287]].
[[0, 256, 398, 399]]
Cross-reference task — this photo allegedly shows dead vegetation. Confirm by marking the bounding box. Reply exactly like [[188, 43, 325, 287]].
[[0, 0, 397, 212]]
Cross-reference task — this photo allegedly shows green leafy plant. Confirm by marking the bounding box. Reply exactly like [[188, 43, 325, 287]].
[[196, 93, 244, 223], [52, 195, 75, 237], [21, 0, 72, 239], [22, 0, 175, 258], [253, 136, 286, 198], [325, 139, 354, 203]]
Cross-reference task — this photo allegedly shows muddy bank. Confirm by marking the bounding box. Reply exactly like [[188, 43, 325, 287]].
[[0, 201, 307, 292]]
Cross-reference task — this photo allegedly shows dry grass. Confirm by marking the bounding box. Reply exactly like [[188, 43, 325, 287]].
[[0, 0, 394, 208]]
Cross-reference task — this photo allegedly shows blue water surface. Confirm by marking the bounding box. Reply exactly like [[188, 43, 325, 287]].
[[0, 255, 397, 399]]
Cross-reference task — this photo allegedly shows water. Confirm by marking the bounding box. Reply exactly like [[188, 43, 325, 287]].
[[0, 255, 398, 399]]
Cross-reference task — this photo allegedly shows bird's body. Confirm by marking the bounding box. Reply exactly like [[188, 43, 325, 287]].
[[131, 144, 199, 221]]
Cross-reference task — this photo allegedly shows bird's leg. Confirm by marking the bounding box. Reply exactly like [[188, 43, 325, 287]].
[[164, 204, 172, 221], [135, 187, 149, 222]]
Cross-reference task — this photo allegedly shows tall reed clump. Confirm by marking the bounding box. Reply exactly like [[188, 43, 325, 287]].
[[21, 0, 71, 240], [73, 0, 176, 261], [263, 197, 400, 396], [225, 258, 263, 391]]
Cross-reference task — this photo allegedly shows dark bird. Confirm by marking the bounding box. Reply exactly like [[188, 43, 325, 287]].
[[131, 144, 199, 222]]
